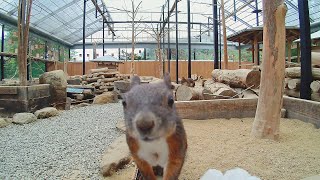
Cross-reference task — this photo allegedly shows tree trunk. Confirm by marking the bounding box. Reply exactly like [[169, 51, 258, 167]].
[[285, 67, 320, 80], [251, 2, 287, 140], [176, 85, 204, 101], [17, 0, 32, 86], [157, 34, 163, 78], [212, 69, 261, 88], [130, 2, 135, 77]]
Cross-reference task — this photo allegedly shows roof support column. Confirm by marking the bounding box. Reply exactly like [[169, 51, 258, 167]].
[[187, 0, 191, 78], [82, 0, 87, 75], [213, 0, 219, 69], [1, 24, 4, 80], [298, 0, 312, 100], [167, 0, 171, 73], [175, 0, 179, 83], [162, 5, 165, 75]]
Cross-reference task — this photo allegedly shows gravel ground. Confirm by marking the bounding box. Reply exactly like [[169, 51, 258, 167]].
[[0, 103, 123, 179]]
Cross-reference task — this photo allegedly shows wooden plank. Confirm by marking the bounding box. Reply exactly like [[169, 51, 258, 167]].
[[0, 86, 18, 94]]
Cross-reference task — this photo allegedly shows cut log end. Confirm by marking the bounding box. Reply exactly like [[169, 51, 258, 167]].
[[246, 71, 261, 88]]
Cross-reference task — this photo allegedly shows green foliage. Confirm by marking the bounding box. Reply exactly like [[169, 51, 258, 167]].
[[2, 25, 70, 79]]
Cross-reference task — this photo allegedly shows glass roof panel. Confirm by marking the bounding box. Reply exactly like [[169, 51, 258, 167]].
[[0, 0, 319, 45]]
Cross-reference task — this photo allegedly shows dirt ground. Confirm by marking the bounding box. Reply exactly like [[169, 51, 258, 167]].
[[107, 118, 320, 180]]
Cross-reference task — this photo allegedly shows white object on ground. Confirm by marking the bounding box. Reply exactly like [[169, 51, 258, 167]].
[[200, 167, 261, 180]]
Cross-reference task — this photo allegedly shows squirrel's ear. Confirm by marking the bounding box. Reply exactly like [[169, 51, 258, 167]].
[[130, 75, 141, 88], [163, 73, 172, 89]]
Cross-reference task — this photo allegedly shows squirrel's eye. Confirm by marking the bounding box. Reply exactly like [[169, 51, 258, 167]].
[[168, 96, 174, 107], [122, 101, 127, 108]]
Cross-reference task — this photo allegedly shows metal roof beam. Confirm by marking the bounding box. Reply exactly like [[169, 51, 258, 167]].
[[91, 0, 115, 36]]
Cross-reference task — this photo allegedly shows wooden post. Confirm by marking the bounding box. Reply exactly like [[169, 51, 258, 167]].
[[297, 42, 300, 63], [220, 0, 228, 69], [287, 40, 292, 62], [238, 40, 241, 69], [254, 35, 259, 65], [17, 0, 32, 86], [251, 40, 255, 64], [251, 1, 287, 140]]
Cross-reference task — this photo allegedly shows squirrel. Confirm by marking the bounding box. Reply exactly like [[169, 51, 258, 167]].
[[122, 73, 187, 180]]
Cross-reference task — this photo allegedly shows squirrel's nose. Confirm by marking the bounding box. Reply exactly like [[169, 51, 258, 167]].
[[136, 120, 155, 134]]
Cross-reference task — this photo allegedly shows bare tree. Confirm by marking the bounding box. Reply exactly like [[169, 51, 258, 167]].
[[143, 23, 167, 78], [251, 1, 287, 140], [123, 0, 146, 77], [17, 0, 33, 86]]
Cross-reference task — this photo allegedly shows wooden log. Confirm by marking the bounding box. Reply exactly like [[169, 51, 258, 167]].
[[93, 72, 118, 78], [310, 80, 320, 93], [97, 77, 119, 83], [285, 67, 320, 80], [285, 89, 300, 98], [203, 80, 230, 89], [88, 67, 109, 74], [251, 2, 287, 140], [311, 93, 320, 102], [74, 94, 84, 101], [287, 78, 301, 90], [211, 69, 261, 88], [176, 85, 204, 101], [234, 88, 259, 99], [284, 78, 289, 89], [203, 87, 238, 100], [86, 77, 102, 83]]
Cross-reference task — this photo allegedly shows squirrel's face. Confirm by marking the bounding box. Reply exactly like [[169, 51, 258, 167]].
[[122, 74, 177, 141]]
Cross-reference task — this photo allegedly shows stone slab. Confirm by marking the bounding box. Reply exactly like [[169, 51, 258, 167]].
[[101, 135, 132, 177]]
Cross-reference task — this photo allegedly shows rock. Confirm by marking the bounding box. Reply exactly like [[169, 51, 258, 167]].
[[39, 70, 67, 88], [0, 118, 10, 128], [101, 135, 132, 177], [12, 113, 37, 124], [39, 70, 67, 110], [34, 107, 59, 119], [116, 120, 126, 133], [75, 103, 91, 108], [93, 92, 118, 104]]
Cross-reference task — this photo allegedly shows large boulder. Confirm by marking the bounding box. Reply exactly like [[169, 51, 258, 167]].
[[0, 118, 10, 128], [93, 92, 118, 104], [12, 113, 37, 124], [39, 70, 67, 110], [101, 135, 131, 177], [34, 107, 59, 119]]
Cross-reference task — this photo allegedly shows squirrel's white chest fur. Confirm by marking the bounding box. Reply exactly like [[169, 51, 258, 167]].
[[137, 138, 169, 168]]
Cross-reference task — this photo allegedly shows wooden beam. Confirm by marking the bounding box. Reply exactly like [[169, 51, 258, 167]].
[[238, 40, 241, 68], [287, 40, 292, 62], [221, 0, 228, 69], [90, 0, 115, 36], [254, 35, 259, 65]]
